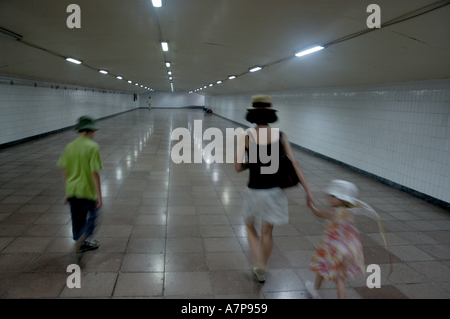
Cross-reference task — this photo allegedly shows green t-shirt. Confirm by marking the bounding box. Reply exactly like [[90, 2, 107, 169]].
[[57, 136, 103, 200]]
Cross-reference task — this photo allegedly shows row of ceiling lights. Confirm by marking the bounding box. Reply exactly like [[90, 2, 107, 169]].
[[63, 0, 167, 92], [153, 0, 174, 92], [189, 45, 325, 94], [164, 0, 449, 95], [35, 7, 324, 95], [155, 0, 325, 94], [2, 0, 446, 95], [64, 0, 172, 93], [161, 42, 174, 92], [65, 57, 154, 92], [0, 26, 155, 92], [153, 0, 448, 95]]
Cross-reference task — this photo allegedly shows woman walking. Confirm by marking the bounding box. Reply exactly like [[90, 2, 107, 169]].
[[235, 95, 315, 283]]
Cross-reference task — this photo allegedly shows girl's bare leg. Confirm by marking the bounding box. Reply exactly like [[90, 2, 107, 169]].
[[336, 276, 346, 299], [314, 274, 324, 291]]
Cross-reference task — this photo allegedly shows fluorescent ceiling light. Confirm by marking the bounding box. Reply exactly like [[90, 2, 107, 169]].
[[217, 81, 222, 84], [117, 76, 123, 80], [209, 84, 213, 87], [166, 62, 171, 68], [161, 41, 169, 52], [294, 45, 325, 57], [228, 76, 236, 80], [99, 70, 108, 74], [66, 58, 82, 65], [0, 27, 23, 41], [152, 0, 162, 7], [249, 66, 262, 73]]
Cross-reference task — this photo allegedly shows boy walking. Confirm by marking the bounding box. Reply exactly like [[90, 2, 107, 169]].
[[57, 116, 103, 256]]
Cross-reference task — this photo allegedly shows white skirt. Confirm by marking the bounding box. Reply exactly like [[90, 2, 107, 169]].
[[242, 187, 289, 226]]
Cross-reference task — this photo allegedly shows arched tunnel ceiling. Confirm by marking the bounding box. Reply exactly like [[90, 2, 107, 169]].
[[0, 0, 449, 95]]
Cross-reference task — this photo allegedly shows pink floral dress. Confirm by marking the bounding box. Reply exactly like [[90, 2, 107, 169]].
[[309, 207, 365, 281]]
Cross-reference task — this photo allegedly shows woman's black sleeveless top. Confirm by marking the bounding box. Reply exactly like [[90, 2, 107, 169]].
[[246, 139, 281, 189]]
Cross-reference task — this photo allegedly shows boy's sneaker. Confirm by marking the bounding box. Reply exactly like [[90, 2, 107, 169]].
[[79, 240, 99, 253], [305, 281, 322, 299]]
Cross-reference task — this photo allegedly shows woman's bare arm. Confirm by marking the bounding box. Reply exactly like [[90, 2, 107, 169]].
[[309, 205, 335, 220], [281, 132, 315, 207]]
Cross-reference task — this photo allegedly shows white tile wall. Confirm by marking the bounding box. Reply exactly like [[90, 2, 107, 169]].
[[0, 84, 137, 145], [206, 79, 450, 204]]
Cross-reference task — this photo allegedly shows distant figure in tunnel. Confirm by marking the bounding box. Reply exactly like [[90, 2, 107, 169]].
[[57, 116, 103, 260], [235, 95, 315, 283], [147, 96, 152, 110]]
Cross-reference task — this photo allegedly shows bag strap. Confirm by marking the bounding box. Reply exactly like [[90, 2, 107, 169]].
[[349, 200, 393, 283], [279, 131, 287, 157]]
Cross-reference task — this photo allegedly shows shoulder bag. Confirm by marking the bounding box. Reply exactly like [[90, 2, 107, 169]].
[[277, 132, 299, 188]]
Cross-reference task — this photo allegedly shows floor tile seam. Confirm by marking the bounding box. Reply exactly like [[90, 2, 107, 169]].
[[9, 187, 47, 198], [394, 281, 450, 299], [380, 262, 442, 287], [2, 223, 70, 298], [0, 270, 26, 299], [387, 243, 438, 261], [1, 192, 62, 207], [193, 211, 216, 297], [0, 216, 64, 251], [108, 199, 157, 298], [160, 167, 170, 299], [411, 242, 450, 260], [190, 203, 253, 296]]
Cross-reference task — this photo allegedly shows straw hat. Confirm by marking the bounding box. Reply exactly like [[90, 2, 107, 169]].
[[247, 95, 277, 111], [324, 180, 359, 205], [75, 116, 99, 131]]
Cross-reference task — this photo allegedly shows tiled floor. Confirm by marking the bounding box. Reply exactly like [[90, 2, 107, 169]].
[[1, 108, 449, 299]]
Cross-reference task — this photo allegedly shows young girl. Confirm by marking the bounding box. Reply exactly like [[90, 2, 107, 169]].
[[305, 180, 388, 299]]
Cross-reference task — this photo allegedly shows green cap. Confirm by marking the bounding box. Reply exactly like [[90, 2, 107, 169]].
[[75, 116, 99, 131]]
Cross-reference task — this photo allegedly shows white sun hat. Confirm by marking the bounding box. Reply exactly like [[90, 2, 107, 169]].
[[324, 180, 359, 205]]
